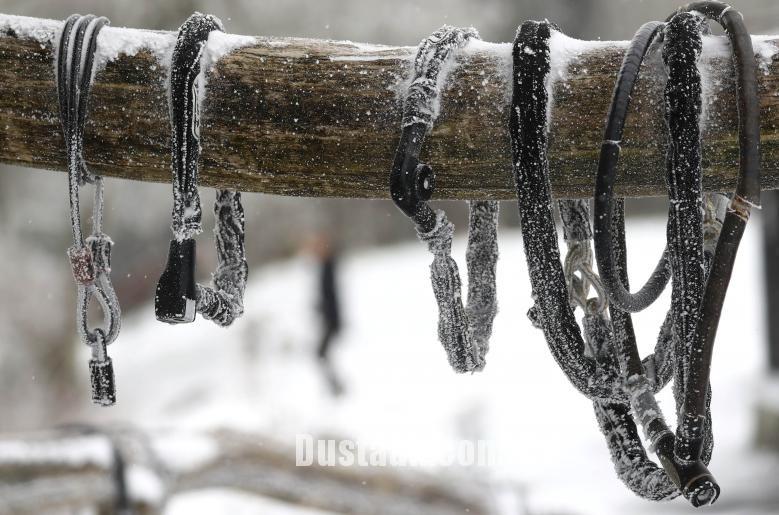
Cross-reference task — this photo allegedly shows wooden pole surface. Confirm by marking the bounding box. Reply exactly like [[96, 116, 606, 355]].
[[0, 14, 778, 199]]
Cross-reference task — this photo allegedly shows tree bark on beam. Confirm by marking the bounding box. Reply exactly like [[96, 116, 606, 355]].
[[0, 15, 777, 199]]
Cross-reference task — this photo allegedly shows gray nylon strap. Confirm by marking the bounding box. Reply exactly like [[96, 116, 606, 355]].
[[399, 25, 498, 373], [195, 190, 248, 325], [417, 201, 498, 373]]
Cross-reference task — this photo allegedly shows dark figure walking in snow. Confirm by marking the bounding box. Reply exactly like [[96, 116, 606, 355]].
[[311, 236, 344, 396]]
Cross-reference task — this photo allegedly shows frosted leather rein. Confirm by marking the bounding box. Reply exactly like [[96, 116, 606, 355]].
[[507, 9, 760, 503]]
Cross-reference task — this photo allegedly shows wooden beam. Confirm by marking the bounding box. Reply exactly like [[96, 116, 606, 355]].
[[0, 14, 778, 199]]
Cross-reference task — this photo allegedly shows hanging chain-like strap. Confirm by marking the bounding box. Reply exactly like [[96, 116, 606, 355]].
[[56, 14, 120, 406], [155, 12, 248, 327], [390, 26, 498, 373], [559, 199, 608, 316], [558, 198, 681, 501]]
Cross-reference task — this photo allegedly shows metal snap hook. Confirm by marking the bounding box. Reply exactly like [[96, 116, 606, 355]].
[[88, 329, 116, 406]]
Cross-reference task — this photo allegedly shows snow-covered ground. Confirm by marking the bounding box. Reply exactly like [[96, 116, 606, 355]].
[[81, 214, 777, 515]]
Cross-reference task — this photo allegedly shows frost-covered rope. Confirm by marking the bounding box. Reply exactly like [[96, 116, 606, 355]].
[[56, 13, 120, 406], [662, 14, 711, 486], [665, 4, 761, 499], [591, 14, 732, 505], [510, 20, 628, 402], [390, 26, 498, 373], [594, 25, 734, 494], [596, 17, 717, 505], [155, 12, 248, 327], [583, 12, 735, 506], [509, 19, 728, 505], [586, 319, 681, 501], [593, 21, 671, 313]]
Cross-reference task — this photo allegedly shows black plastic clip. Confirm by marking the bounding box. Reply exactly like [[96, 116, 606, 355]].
[[655, 433, 720, 507], [155, 238, 197, 323], [390, 123, 436, 233]]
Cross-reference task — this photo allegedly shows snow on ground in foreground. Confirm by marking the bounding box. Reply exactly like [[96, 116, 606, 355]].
[[82, 217, 776, 515]]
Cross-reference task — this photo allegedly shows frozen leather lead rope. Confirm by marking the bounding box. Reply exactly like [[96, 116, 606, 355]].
[[595, 15, 718, 504], [656, 14, 720, 504], [511, 20, 723, 505], [593, 21, 671, 313], [559, 197, 719, 501], [390, 26, 498, 373], [664, 3, 760, 503], [155, 12, 248, 327], [595, 17, 733, 504], [56, 14, 120, 406]]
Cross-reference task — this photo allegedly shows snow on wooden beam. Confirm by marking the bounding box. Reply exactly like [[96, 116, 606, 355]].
[[0, 14, 778, 199]]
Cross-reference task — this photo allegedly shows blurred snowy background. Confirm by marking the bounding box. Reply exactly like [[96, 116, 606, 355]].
[[0, 0, 778, 514]]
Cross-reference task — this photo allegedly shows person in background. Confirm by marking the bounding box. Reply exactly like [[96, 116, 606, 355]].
[[309, 234, 344, 396]]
